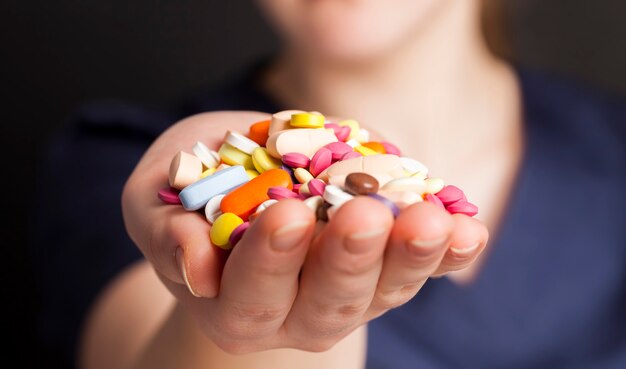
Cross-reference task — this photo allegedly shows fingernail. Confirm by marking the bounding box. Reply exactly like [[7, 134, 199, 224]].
[[409, 236, 448, 249], [450, 242, 481, 256], [175, 247, 200, 297], [271, 220, 311, 251], [345, 228, 387, 254]]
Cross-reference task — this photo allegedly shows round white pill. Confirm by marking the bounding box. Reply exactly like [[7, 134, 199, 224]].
[[205, 194, 226, 224], [424, 177, 445, 194], [399, 157, 429, 176], [193, 141, 219, 169], [381, 177, 427, 193], [255, 199, 279, 214], [225, 130, 260, 155], [323, 185, 354, 207]]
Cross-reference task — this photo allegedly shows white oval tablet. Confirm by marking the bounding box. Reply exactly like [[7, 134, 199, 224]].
[[381, 177, 427, 193], [323, 185, 354, 207], [225, 130, 260, 155], [424, 177, 445, 194], [400, 157, 429, 176], [255, 199, 279, 214], [192, 142, 219, 169], [205, 194, 226, 224]]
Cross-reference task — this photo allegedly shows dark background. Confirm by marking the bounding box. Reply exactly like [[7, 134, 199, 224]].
[[2, 0, 625, 367]]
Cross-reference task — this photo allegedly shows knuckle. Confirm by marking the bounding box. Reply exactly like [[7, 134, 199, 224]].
[[302, 301, 368, 338], [373, 285, 421, 311], [214, 302, 285, 341]]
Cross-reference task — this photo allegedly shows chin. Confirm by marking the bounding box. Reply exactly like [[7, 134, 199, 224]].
[[262, 0, 446, 65]]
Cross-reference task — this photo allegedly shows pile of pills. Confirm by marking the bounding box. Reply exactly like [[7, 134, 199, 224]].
[[159, 110, 478, 250]]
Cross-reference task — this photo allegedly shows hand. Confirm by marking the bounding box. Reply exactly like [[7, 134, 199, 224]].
[[122, 111, 489, 354]]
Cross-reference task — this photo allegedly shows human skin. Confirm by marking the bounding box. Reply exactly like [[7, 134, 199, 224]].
[[80, 1, 521, 368]]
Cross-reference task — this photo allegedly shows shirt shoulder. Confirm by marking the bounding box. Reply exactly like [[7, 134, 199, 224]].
[[518, 67, 626, 174]]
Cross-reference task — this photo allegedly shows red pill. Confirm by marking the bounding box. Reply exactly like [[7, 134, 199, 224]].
[[309, 147, 333, 177]]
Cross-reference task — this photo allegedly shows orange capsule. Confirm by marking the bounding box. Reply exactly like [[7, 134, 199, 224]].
[[361, 141, 386, 154], [248, 119, 271, 146], [220, 169, 292, 220]]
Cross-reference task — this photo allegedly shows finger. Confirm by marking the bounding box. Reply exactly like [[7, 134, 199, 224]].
[[432, 214, 489, 276], [283, 197, 393, 349], [214, 199, 315, 343], [366, 202, 453, 318], [165, 208, 227, 298]]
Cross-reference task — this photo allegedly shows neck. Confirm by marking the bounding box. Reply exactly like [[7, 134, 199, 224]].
[[264, 1, 520, 176]]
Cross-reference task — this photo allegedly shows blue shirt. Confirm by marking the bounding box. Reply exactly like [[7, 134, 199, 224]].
[[32, 66, 626, 368]]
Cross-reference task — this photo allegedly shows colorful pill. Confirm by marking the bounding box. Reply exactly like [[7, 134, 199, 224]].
[[424, 177, 445, 194], [252, 147, 282, 173], [298, 181, 311, 195], [307, 179, 326, 197], [218, 143, 254, 170], [210, 212, 244, 249], [282, 152, 310, 168], [344, 172, 379, 195], [205, 194, 226, 224], [158, 187, 182, 205], [179, 165, 249, 211], [255, 199, 278, 214], [335, 126, 351, 142], [268, 186, 300, 200], [361, 141, 386, 154], [266, 128, 337, 159], [354, 145, 379, 156], [435, 185, 465, 205], [270, 109, 305, 135], [341, 151, 362, 160], [446, 200, 478, 217], [323, 185, 354, 207], [367, 193, 400, 217], [228, 221, 250, 247], [376, 190, 422, 209], [280, 164, 298, 184], [220, 169, 292, 220], [399, 157, 429, 176], [324, 123, 342, 140], [248, 119, 271, 146], [381, 177, 427, 193], [355, 128, 370, 143], [246, 169, 260, 179], [200, 167, 217, 178], [290, 112, 325, 128], [294, 167, 315, 183], [309, 147, 333, 177], [317, 154, 404, 181], [225, 130, 260, 155], [324, 142, 353, 161], [169, 151, 203, 190], [193, 142, 220, 169], [338, 119, 360, 140], [381, 142, 401, 156]]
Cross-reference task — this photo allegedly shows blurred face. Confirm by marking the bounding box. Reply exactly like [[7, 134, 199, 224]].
[[256, 0, 449, 63]]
